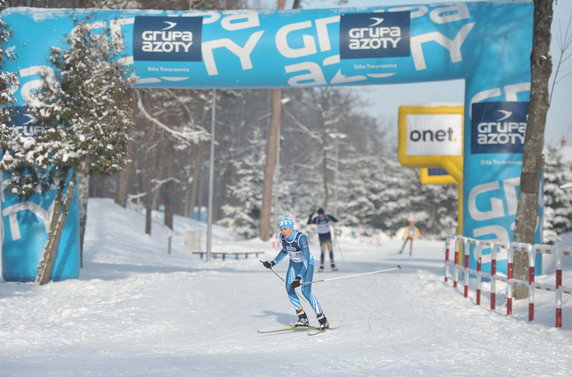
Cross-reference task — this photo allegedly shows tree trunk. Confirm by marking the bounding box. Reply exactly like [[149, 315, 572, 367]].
[[163, 140, 175, 229], [36, 181, 64, 284], [78, 171, 89, 269], [196, 166, 205, 221], [145, 142, 157, 235], [513, 0, 553, 299], [319, 103, 330, 208], [145, 157, 154, 236], [188, 143, 204, 219], [37, 169, 77, 285], [115, 137, 133, 208], [187, 105, 208, 218], [259, 88, 283, 240], [258, 0, 287, 241]]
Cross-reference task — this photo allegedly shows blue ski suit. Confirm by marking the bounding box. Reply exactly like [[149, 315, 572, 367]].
[[271, 230, 324, 315]]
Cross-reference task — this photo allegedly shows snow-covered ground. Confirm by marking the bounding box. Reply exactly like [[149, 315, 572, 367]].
[[1, 198, 571, 376]]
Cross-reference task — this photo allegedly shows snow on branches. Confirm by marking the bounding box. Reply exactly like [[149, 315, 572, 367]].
[[0, 20, 134, 199]]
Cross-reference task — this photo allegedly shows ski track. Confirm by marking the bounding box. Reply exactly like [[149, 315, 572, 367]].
[[0, 199, 571, 376]]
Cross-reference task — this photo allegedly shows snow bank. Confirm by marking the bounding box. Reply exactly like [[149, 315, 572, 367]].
[[0, 198, 570, 376]]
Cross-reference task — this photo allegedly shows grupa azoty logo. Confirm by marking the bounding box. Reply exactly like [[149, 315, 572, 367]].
[[346, 16, 402, 50], [471, 102, 529, 154], [133, 16, 202, 62], [7, 106, 44, 138], [140, 21, 193, 54], [340, 12, 411, 59]]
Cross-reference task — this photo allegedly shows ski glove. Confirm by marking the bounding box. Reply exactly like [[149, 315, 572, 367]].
[[262, 261, 275, 269], [290, 277, 302, 289]]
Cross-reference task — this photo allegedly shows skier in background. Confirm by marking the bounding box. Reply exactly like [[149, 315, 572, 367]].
[[307, 208, 338, 272], [398, 220, 421, 256], [261, 216, 329, 330]]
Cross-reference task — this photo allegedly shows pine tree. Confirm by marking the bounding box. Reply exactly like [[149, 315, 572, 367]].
[[219, 126, 265, 238], [0, 20, 134, 284], [543, 145, 572, 243], [339, 153, 383, 227], [0, 0, 17, 129]]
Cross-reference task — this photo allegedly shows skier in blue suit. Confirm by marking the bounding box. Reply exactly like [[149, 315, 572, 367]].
[[262, 216, 329, 329]]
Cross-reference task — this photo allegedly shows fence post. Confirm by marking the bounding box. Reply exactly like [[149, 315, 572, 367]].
[[476, 241, 482, 306], [490, 243, 498, 311], [507, 245, 514, 316], [555, 246, 563, 328], [464, 238, 470, 298], [453, 237, 460, 288], [528, 244, 535, 321], [444, 236, 451, 283]]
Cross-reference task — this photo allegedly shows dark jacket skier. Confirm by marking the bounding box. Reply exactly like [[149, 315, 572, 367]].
[[307, 208, 338, 272]]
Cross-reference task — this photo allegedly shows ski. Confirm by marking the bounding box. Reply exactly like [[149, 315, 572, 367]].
[[307, 326, 338, 336], [257, 325, 321, 334]]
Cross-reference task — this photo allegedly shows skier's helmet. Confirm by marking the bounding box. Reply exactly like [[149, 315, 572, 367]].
[[278, 216, 294, 228], [317, 208, 325, 215]]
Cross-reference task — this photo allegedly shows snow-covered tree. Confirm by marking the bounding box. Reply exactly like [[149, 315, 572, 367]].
[[342, 155, 386, 226], [543, 145, 572, 243], [0, 21, 134, 284], [219, 125, 265, 238], [0, 0, 17, 125]]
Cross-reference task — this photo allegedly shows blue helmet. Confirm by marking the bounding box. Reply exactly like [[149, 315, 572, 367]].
[[278, 216, 294, 228]]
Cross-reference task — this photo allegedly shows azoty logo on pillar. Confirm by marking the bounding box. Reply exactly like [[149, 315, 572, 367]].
[[471, 102, 529, 154], [133, 16, 203, 61]]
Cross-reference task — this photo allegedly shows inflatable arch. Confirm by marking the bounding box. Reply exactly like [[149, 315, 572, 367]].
[[1, 2, 541, 281]]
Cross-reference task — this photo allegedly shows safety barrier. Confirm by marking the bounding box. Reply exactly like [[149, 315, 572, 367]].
[[443, 235, 572, 328]]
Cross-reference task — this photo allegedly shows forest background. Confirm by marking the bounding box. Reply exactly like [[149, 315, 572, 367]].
[[6, 0, 571, 243]]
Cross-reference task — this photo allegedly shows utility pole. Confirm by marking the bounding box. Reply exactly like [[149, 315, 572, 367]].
[[206, 89, 216, 262]]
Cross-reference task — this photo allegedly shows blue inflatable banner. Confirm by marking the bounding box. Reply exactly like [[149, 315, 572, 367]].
[[1, 106, 80, 282], [0, 2, 540, 280]]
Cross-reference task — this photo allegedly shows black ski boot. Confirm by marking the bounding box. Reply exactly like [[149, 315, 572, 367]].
[[318, 265, 324, 273], [331, 263, 338, 272], [317, 313, 329, 330], [294, 308, 309, 327]]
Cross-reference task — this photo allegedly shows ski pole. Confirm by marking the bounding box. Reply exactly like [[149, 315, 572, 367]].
[[260, 260, 285, 282], [302, 265, 401, 285], [332, 225, 345, 262]]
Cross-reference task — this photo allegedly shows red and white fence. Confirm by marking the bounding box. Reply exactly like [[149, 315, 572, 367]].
[[443, 235, 572, 328]]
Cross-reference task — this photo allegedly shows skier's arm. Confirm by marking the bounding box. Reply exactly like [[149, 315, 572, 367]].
[[271, 247, 288, 265], [297, 234, 311, 278], [329, 215, 338, 223], [307, 213, 315, 225]]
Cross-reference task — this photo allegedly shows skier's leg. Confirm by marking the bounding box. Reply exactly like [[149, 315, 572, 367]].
[[301, 257, 324, 315], [398, 238, 407, 253], [302, 257, 329, 329], [326, 238, 337, 271], [319, 238, 325, 271], [285, 264, 302, 309], [409, 238, 414, 256]]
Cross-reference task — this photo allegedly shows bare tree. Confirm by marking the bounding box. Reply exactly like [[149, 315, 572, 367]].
[[549, 13, 572, 104], [259, 0, 293, 241], [513, 0, 554, 299], [114, 138, 133, 207]]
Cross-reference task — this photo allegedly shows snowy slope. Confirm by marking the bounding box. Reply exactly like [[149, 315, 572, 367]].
[[0, 198, 571, 377]]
